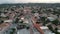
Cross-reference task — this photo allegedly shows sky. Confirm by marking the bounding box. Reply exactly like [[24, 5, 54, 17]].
[[0, 0, 60, 4]]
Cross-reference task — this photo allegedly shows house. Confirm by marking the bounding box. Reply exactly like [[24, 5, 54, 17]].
[[47, 17, 56, 21], [57, 30, 60, 32], [1, 13, 7, 17], [4, 20, 13, 23], [40, 26, 48, 30], [40, 26, 55, 34]]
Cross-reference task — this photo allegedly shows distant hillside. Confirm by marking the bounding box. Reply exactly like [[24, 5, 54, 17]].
[[0, 3, 60, 8]]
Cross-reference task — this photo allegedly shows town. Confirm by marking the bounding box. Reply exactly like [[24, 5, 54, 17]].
[[0, 3, 60, 34]]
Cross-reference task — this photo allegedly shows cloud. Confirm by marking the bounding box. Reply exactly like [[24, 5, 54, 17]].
[[0, 0, 60, 4]]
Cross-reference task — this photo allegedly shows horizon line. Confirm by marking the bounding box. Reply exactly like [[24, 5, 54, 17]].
[[0, 3, 60, 4]]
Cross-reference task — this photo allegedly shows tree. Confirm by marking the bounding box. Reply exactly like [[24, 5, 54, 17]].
[[40, 17, 47, 26], [5, 16, 9, 19], [31, 10, 36, 13], [10, 32, 14, 34], [40, 17, 46, 21], [11, 8, 14, 11], [14, 18, 19, 23], [19, 20, 23, 23], [47, 25, 54, 33], [10, 28, 16, 34], [0, 20, 4, 24], [52, 19, 59, 26]]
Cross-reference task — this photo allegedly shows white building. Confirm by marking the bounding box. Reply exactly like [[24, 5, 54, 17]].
[[4, 20, 13, 23], [40, 26, 48, 30], [57, 30, 60, 32], [40, 26, 55, 34], [1, 13, 6, 17]]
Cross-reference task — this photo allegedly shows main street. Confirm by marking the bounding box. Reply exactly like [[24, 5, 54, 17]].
[[25, 14, 40, 34]]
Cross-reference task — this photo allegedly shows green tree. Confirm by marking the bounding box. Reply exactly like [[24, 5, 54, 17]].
[[10, 28, 16, 34], [14, 18, 19, 23], [52, 19, 59, 26], [47, 25, 54, 33], [31, 10, 36, 13], [0, 20, 4, 24]]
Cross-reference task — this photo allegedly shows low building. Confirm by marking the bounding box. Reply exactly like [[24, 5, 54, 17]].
[[40, 26, 48, 30], [1, 13, 7, 17], [4, 20, 13, 23], [40, 26, 55, 34], [47, 17, 56, 21], [57, 30, 60, 32]]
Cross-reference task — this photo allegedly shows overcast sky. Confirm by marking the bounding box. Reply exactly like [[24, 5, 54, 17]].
[[0, 0, 60, 4]]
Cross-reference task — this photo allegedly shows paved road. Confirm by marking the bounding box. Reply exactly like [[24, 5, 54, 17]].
[[16, 14, 40, 34], [25, 14, 40, 34], [17, 29, 30, 34]]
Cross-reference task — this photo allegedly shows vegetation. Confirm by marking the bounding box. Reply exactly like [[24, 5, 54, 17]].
[[14, 18, 19, 23], [51, 19, 59, 26], [47, 25, 60, 34], [0, 19, 4, 24], [47, 25, 54, 33], [31, 10, 36, 13], [10, 28, 16, 34]]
